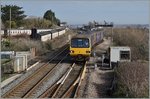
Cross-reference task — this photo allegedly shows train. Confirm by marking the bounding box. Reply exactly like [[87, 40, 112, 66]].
[[69, 30, 104, 61]]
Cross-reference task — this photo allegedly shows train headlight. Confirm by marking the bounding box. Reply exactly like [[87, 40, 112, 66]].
[[70, 50, 74, 53], [86, 51, 90, 53]]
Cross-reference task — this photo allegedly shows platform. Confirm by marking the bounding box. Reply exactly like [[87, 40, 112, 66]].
[[1, 74, 23, 88]]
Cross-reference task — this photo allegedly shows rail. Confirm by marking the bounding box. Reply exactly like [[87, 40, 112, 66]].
[[62, 61, 87, 98], [2, 46, 69, 98], [22, 54, 69, 98], [39, 61, 87, 98]]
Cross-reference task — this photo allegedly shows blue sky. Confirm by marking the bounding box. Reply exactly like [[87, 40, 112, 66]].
[[1, 0, 149, 25]]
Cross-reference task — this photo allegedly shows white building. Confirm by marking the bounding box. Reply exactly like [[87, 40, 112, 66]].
[[1, 51, 15, 59], [14, 52, 30, 73], [110, 46, 131, 68]]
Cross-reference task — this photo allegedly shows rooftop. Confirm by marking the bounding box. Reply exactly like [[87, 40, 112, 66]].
[[38, 28, 65, 36], [110, 46, 130, 49]]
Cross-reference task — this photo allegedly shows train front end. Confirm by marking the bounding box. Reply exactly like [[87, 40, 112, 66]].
[[70, 38, 91, 61]]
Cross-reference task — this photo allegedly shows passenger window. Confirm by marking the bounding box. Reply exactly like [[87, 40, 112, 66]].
[[120, 51, 130, 60]]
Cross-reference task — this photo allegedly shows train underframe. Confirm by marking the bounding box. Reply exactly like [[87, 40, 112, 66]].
[[70, 54, 90, 61]]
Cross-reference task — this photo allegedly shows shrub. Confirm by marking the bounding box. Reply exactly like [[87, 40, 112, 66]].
[[44, 40, 52, 50], [1, 29, 76, 55], [106, 27, 149, 98], [1, 38, 48, 55], [106, 27, 149, 60], [114, 62, 149, 98]]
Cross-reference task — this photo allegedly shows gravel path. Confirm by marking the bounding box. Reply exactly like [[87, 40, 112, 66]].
[[78, 37, 114, 98], [79, 68, 114, 98]]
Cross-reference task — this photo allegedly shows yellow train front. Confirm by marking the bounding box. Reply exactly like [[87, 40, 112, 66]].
[[69, 30, 104, 61], [70, 37, 91, 61]]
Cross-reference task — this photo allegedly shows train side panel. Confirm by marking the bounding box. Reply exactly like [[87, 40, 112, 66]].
[[90, 31, 103, 47]]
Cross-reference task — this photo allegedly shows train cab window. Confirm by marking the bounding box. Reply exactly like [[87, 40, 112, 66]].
[[71, 39, 78, 47], [71, 38, 89, 48], [77, 39, 83, 47], [83, 39, 89, 47], [120, 51, 130, 60]]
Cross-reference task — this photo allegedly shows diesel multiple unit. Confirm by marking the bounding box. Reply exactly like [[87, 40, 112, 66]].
[[70, 30, 104, 61]]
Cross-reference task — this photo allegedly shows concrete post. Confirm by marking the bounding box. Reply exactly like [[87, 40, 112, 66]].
[[93, 52, 97, 69], [30, 48, 36, 59]]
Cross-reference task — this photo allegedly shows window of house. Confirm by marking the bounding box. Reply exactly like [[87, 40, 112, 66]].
[[120, 51, 130, 60]]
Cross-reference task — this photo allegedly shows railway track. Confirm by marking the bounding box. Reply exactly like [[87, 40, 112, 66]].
[[39, 61, 87, 98], [2, 47, 69, 98]]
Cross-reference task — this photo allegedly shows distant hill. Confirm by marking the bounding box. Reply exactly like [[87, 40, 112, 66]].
[[69, 23, 149, 29], [114, 24, 149, 28]]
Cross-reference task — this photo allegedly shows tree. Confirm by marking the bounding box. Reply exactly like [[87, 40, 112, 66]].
[[1, 5, 26, 28], [5, 21, 17, 28], [23, 18, 52, 28], [43, 10, 54, 21], [43, 10, 60, 26], [55, 18, 60, 26]]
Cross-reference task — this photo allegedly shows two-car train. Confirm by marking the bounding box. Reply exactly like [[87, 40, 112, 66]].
[[69, 30, 104, 61]]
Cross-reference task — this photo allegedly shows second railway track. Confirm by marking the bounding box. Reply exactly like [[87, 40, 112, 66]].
[[2, 47, 69, 98], [39, 61, 87, 98]]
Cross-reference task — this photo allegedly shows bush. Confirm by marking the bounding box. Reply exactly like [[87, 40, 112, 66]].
[[1, 38, 48, 55], [108, 27, 148, 60], [114, 61, 149, 98], [1, 30, 76, 55], [104, 27, 149, 98], [44, 40, 52, 50]]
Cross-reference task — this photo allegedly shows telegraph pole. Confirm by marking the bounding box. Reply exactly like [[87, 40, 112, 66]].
[[8, 6, 11, 49], [111, 26, 113, 42], [9, 7, 11, 38]]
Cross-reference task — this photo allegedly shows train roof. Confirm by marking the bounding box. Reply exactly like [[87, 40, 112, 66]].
[[38, 31, 51, 36], [72, 30, 103, 39], [38, 30, 58, 36], [110, 46, 130, 50], [38, 28, 66, 36]]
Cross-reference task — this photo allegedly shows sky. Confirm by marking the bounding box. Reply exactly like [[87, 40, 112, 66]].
[[1, 0, 149, 25]]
